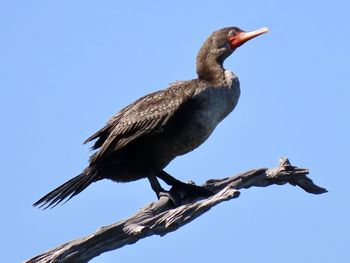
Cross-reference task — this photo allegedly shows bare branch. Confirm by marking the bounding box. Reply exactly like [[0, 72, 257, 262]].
[[24, 157, 327, 263]]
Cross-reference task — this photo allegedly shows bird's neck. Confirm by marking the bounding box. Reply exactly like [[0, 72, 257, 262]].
[[196, 54, 226, 83]]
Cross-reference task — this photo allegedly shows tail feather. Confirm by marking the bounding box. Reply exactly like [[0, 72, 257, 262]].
[[33, 168, 98, 209]]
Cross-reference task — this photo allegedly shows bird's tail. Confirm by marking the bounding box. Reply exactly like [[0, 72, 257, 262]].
[[33, 167, 98, 209]]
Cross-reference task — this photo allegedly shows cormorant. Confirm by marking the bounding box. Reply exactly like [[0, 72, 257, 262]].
[[34, 26, 268, 209]]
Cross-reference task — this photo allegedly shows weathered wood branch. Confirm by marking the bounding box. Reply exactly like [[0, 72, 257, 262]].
[[24, 157, 327, 263]]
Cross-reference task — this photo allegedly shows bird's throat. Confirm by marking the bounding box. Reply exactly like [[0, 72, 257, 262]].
[[196, 56, 225, 82]]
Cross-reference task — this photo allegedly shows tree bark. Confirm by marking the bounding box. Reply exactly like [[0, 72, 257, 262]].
[[24, 157, 327, 263]]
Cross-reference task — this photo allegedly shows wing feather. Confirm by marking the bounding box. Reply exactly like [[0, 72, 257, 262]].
[[84, 82, 196, 162]]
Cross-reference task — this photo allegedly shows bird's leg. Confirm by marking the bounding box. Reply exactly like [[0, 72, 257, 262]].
[[147, 174, 165, 198], [158, 170, 213, 198], [147, 174, 180, 206]]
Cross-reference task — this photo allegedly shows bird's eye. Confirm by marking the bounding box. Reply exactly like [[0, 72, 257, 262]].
[[228, 30, 236, 37]]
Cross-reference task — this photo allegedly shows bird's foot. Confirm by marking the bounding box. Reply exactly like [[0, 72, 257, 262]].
[[154, 183, 214, 208], [171, 181, 214, 200], [157, 191, 181, 207]]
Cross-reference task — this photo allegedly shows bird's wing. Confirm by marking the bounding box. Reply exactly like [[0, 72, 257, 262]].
[[84, 81, 196, 161]]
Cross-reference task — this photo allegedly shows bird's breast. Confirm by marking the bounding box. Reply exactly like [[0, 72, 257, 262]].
[[157, 71, 240, 161], [190, 71, 240, 140]]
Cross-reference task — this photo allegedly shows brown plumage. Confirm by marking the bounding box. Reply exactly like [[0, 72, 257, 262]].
[[34, 26, 268, 209]]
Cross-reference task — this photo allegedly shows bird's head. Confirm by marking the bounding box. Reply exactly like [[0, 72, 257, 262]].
[[196, 26, 269, 80]]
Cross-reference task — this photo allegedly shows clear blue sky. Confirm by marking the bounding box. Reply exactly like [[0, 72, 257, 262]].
[[1, 1, 349, 262]]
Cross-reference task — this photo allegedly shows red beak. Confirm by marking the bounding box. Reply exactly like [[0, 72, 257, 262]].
[[229, 27, 269, 49]]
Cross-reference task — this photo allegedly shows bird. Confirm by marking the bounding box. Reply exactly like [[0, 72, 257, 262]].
[[33, 26, 268, 209]]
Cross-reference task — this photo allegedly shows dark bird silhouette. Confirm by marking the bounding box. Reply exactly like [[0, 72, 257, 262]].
[[34, 26, 268, 209]]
